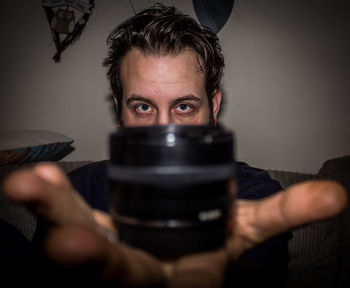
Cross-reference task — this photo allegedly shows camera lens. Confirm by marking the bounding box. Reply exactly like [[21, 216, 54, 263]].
[[108, 125, 236, 258]]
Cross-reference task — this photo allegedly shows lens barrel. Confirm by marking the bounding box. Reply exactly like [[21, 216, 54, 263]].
[[108, 125, 236, 258]]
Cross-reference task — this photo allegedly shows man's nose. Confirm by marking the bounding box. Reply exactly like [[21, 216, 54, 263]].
[[157, 112, 171, 126]]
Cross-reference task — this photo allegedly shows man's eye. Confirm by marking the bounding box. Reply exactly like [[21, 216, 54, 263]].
[[175, 104, 192, 113], [136, 104, 152, 113]]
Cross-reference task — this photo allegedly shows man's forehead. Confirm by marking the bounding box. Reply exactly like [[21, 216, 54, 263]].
[[121, 48, 204, 71], [120, 48, 207, 103]]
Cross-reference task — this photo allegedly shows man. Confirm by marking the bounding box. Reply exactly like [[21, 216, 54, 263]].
[[2, 3, 348, 287], [68, 3, 290, 283]]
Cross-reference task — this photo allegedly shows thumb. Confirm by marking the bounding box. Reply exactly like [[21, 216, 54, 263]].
[[3, 163, 96, 227]]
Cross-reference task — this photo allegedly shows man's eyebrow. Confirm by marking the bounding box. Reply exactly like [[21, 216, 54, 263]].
[[170, 95, 202, 105], [126, 95, 156, 106], [126, 94, 202, 106]]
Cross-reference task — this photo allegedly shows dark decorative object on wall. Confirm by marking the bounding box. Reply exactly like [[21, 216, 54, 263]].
[[193, 0, 234, 34], [42, 0, 95, 62]]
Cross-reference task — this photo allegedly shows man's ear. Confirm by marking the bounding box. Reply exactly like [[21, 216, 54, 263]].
[[113, 96, 121, 127], [212, 90, 222, 121], [113, 96, 118, 112]]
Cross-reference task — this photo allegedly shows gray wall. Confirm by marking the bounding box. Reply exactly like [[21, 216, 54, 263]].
[[0, 0, 349, 173]]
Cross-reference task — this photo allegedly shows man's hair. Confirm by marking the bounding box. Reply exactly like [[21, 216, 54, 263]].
[[103, 3, 225, 123]]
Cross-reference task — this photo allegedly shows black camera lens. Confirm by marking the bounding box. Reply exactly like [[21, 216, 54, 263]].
[[108, 125, 236, 259]]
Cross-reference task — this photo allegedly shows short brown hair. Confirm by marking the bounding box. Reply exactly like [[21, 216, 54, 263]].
[[103, 3, 225, 124]]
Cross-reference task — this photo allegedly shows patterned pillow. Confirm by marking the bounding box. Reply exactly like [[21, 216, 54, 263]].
[[0, 130, 73, 165]]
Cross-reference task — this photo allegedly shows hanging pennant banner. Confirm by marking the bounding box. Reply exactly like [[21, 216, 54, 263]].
[[42, 0, 95, 62], [42, 0, 93, 14]]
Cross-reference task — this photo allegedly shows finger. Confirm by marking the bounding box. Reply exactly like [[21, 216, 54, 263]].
[[34, 165, 118, 234], [253, 180, 347, 236], [168, 250, 228, 288], [3, 167, 50, 202], [2, 164, 95, 227], [33, 162, 73, 190], [230, 180, 347, 255], [46, 224, 166, 287], [93, 209, 118, 242], [93, 209, 116, 231]]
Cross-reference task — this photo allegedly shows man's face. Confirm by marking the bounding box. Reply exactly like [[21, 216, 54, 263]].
[[118, 48, 221, 127]]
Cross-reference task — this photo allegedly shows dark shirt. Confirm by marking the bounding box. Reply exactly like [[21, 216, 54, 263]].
[[68, 160, 292, 286], [3, 159, 291, 286]]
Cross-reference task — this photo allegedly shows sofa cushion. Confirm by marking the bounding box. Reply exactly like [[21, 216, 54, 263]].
[[267, 167, 344, 288], [0, 130, 73, 166], [317, 155, 350, 191], [317, 155, 350, 287]]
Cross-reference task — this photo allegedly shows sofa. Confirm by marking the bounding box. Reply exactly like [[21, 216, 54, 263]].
[[0, 155, 349, 287], [268, 155, 350, 288]]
